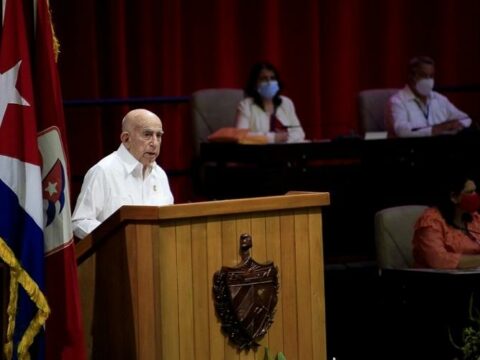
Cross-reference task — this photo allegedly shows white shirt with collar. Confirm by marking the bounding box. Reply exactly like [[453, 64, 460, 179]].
[[72, 143, 174, 239], [386, 85, 471, 137], [236, 95, 306, 143]]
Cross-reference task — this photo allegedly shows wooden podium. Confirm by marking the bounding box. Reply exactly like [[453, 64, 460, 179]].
[[76, 192, 330, 360]]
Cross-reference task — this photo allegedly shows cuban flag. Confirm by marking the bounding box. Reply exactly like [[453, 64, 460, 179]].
[[0, 0, 85, 359]]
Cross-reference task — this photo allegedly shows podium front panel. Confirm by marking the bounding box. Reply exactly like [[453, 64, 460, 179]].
[[77, 193, 329, 360]]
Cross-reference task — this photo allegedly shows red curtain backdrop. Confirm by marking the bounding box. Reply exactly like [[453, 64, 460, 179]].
[[48, 0, 480, 203]]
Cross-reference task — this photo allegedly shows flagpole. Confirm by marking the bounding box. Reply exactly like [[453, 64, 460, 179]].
[[33, 0, 37, 30], [2, 0, 5, 25]]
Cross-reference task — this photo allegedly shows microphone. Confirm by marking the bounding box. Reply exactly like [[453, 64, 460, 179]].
[[453, 217, 480, 246], [461, 212, 474, 224], [452, 224, 480, 246], [451, 212, 480, 235]]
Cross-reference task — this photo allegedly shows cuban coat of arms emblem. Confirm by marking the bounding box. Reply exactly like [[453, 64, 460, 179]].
[[212, 233, 279, 350]]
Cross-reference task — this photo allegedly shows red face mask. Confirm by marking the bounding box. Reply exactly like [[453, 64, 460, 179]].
[[459, 193, 480, 213]]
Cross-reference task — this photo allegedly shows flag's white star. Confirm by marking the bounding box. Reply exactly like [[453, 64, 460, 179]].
[[45, 181, 58, 197], [0, 60, 30, 128]]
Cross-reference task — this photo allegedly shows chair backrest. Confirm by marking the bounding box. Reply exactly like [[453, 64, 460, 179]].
[[358, 88, 398, 132], [374, 205, 427, 269], [191, 88, 244, 156]]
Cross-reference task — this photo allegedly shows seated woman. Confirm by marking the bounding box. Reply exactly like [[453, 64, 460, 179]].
[[235, 62, 306, 143], [413, 173, 480, 269]]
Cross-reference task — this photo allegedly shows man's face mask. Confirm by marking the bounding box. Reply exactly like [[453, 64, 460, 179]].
[[415, 78, 434, 97]]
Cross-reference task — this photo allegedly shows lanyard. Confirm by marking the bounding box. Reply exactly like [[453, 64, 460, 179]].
[[414, 98, 430, 120]]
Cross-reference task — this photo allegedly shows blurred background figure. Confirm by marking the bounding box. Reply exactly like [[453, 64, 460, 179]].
[[386, 56, 472, 138], [413, 172, 480, 269], [235, 61, 306, 143]]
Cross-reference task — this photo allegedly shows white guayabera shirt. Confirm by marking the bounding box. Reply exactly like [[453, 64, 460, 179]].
[[72, 143, 174, 239], [386, 85, 471, 138]]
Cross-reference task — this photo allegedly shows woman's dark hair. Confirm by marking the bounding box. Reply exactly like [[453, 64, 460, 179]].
[[244, 61, 283, 110], [433, 172, 474, 226]]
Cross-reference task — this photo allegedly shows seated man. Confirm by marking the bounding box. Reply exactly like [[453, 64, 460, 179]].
[[72, 109, 174, 239], [386, 56, 472, 138]]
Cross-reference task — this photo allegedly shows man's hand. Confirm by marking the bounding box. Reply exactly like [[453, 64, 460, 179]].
[[432, 119, 465, 135]]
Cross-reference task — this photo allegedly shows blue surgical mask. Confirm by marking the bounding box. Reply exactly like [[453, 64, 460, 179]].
[[257, 81, 279, 99]]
